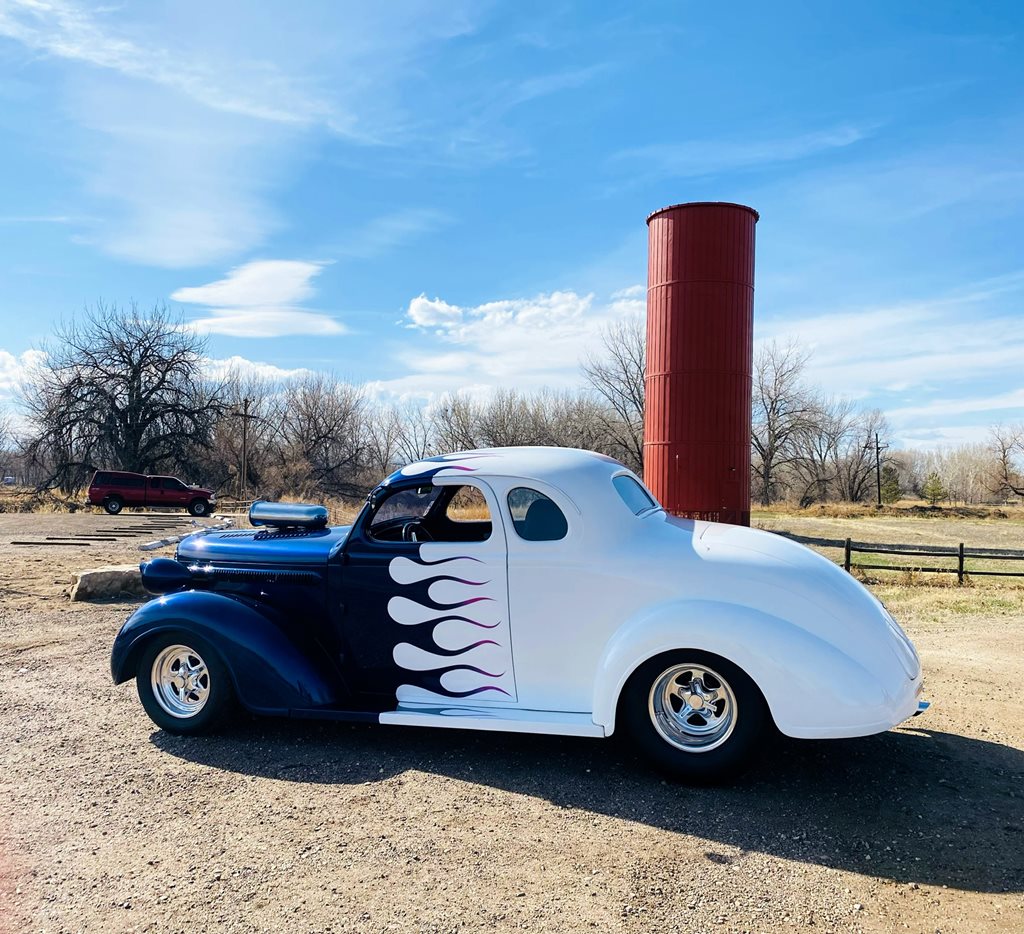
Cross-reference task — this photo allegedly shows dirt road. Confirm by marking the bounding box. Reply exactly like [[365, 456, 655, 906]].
[[1, 512, 1022, 933]]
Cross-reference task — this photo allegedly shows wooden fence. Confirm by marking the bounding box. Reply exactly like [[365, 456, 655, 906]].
[[843, 539, 1024, 584]]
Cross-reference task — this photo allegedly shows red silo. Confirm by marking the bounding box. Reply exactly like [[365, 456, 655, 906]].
[[644, 201, 758, 526]]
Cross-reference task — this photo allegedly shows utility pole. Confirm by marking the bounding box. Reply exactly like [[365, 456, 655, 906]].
[[232, 398, 256, 501], [241, 397, 250, 501], [864, 431, 888, 507], [873, 431, 890, 507]]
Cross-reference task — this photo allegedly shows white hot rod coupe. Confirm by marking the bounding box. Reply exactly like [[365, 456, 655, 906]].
[[111, 447, 926, 780]]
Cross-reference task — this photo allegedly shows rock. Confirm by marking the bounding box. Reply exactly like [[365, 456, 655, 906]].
[[69, 564, 145, 601]]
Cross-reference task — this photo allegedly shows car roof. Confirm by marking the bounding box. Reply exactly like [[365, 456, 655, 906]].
[[386, 446, 630, 488]]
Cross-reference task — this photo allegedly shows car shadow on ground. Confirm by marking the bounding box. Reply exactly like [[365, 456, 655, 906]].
[[153, 720, 1023, 894]]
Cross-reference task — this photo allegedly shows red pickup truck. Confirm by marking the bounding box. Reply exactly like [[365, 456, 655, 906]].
[[87, 471, 216, 517]]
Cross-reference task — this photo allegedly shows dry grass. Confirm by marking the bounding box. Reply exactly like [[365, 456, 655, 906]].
[[0, 488, 83, 514], [756, 500, 1024, 521], [871, 577, 1024, 625], [758, 508, 1024, 593]]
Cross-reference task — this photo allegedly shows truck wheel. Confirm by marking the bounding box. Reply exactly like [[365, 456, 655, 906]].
[[104, 496, 124, 515], [136, 632, 235, 735], [621, 651, 768, 783], [188, 498, 210, 517]]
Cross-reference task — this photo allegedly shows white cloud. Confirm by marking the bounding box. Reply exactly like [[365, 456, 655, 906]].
[[203, 355, 310, 382], [0, 0, 331, 126], [759, 297, 1024, 395], [0, 348, 46, 402], [0, 1, 483, 266], [173, 260, 326, 307], [758, 272, 1024, 446], [0, 214, 75, 224], [886, 389, 1024, 421], [189, 311, 346, 339], [333, 209, 450, 260], [376, 288, 643, 397], [406, 295, 464, 328], [174, 260, 345, 338], [611, 124, 870, 180], [66, 77, 296, 266], [897, 424, 997, 449]]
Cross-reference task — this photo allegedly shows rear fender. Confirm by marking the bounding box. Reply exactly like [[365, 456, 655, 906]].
[[111, 590, 340, 714], [592, 599, 887, 738]]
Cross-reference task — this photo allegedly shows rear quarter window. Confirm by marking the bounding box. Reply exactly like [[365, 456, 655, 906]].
[[507, 488, 568, 542]]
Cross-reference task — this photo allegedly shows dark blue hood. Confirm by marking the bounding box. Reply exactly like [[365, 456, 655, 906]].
[[177, 525, 352, 567]]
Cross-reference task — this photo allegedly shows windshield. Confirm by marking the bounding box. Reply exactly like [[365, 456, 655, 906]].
[[369, 485, 442, 536]]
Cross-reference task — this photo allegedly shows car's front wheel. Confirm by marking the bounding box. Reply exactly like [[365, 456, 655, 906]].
[[621, 651, 768, 783], [188, 498, 210, 517], [136, 632, 234, 734]]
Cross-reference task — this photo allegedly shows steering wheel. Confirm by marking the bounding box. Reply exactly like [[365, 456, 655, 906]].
[[402, 521, 434, 542]]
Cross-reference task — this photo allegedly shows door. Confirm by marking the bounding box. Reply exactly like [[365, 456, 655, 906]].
[[162, 477, 191, 507], [337, 478, 516, 710]]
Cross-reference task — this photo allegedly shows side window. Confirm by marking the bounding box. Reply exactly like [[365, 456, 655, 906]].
[[163, 478, 183, 490], [94, 472, 109, 485], [507, 487, 568, 542], [612, 475, 659, 515], [150, 477, 160, 489], [445, 486, 490, 523]]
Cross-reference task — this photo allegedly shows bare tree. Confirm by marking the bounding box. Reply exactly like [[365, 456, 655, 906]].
[[393, 402, 436, 464], [834, 408, 889, 503], [476, 388, 533, 448], [363, 403, 406, 476], [21, 303, 220, 492], [196, 369, 280, 495], [271, 374, 368, 497], [990, 425, 1024, 499], [786, 395, 851, 504], [751, 340, 814, 505], [431, 394, 483, 452], [582, 315, 645, 472]]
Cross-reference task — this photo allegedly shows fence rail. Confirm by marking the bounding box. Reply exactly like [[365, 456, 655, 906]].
[[843, 538, 1024, 583]]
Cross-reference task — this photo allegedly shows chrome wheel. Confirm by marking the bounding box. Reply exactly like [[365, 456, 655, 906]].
[[648, 662, 737, 753], [150, 644, 210, 719]]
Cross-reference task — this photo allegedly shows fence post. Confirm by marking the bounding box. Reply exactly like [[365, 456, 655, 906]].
[[958, 542, 964, 585], [844, 538, 852, 573]]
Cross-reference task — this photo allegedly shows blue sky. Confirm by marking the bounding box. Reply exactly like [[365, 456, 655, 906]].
[[1, 0, 1022, 448]]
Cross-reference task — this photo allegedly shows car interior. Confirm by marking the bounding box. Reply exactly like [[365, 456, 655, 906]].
[[367, 484, 493, 543], [367, 482, 569, 544]]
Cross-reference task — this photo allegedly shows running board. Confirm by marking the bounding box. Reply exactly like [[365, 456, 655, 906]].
[[379, 705, 606, 738]]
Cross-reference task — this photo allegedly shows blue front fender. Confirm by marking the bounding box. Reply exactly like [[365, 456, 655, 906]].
[[111, 591, 341, 715]]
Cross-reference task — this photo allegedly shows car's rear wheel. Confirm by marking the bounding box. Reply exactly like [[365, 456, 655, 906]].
[[136, 632, 234, 734], [188, 498, 210, 517], [104, 495, 123, 515], [621, 651, 768, 783]]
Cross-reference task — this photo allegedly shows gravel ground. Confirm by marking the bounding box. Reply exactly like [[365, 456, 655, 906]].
[[1, 512, 1022, 933]]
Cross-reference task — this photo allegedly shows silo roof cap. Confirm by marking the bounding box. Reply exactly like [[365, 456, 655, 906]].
[[646, 201, 759, 224]]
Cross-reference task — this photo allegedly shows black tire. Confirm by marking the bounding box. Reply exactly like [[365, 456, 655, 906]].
[[188, 498, 210, 517], [136, 630, 235, 735], [620, 650, 769, 783], [104, 495, 124, 515]]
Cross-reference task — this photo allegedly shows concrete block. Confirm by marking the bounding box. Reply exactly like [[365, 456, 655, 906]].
[[70, 564, 145, 601]]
